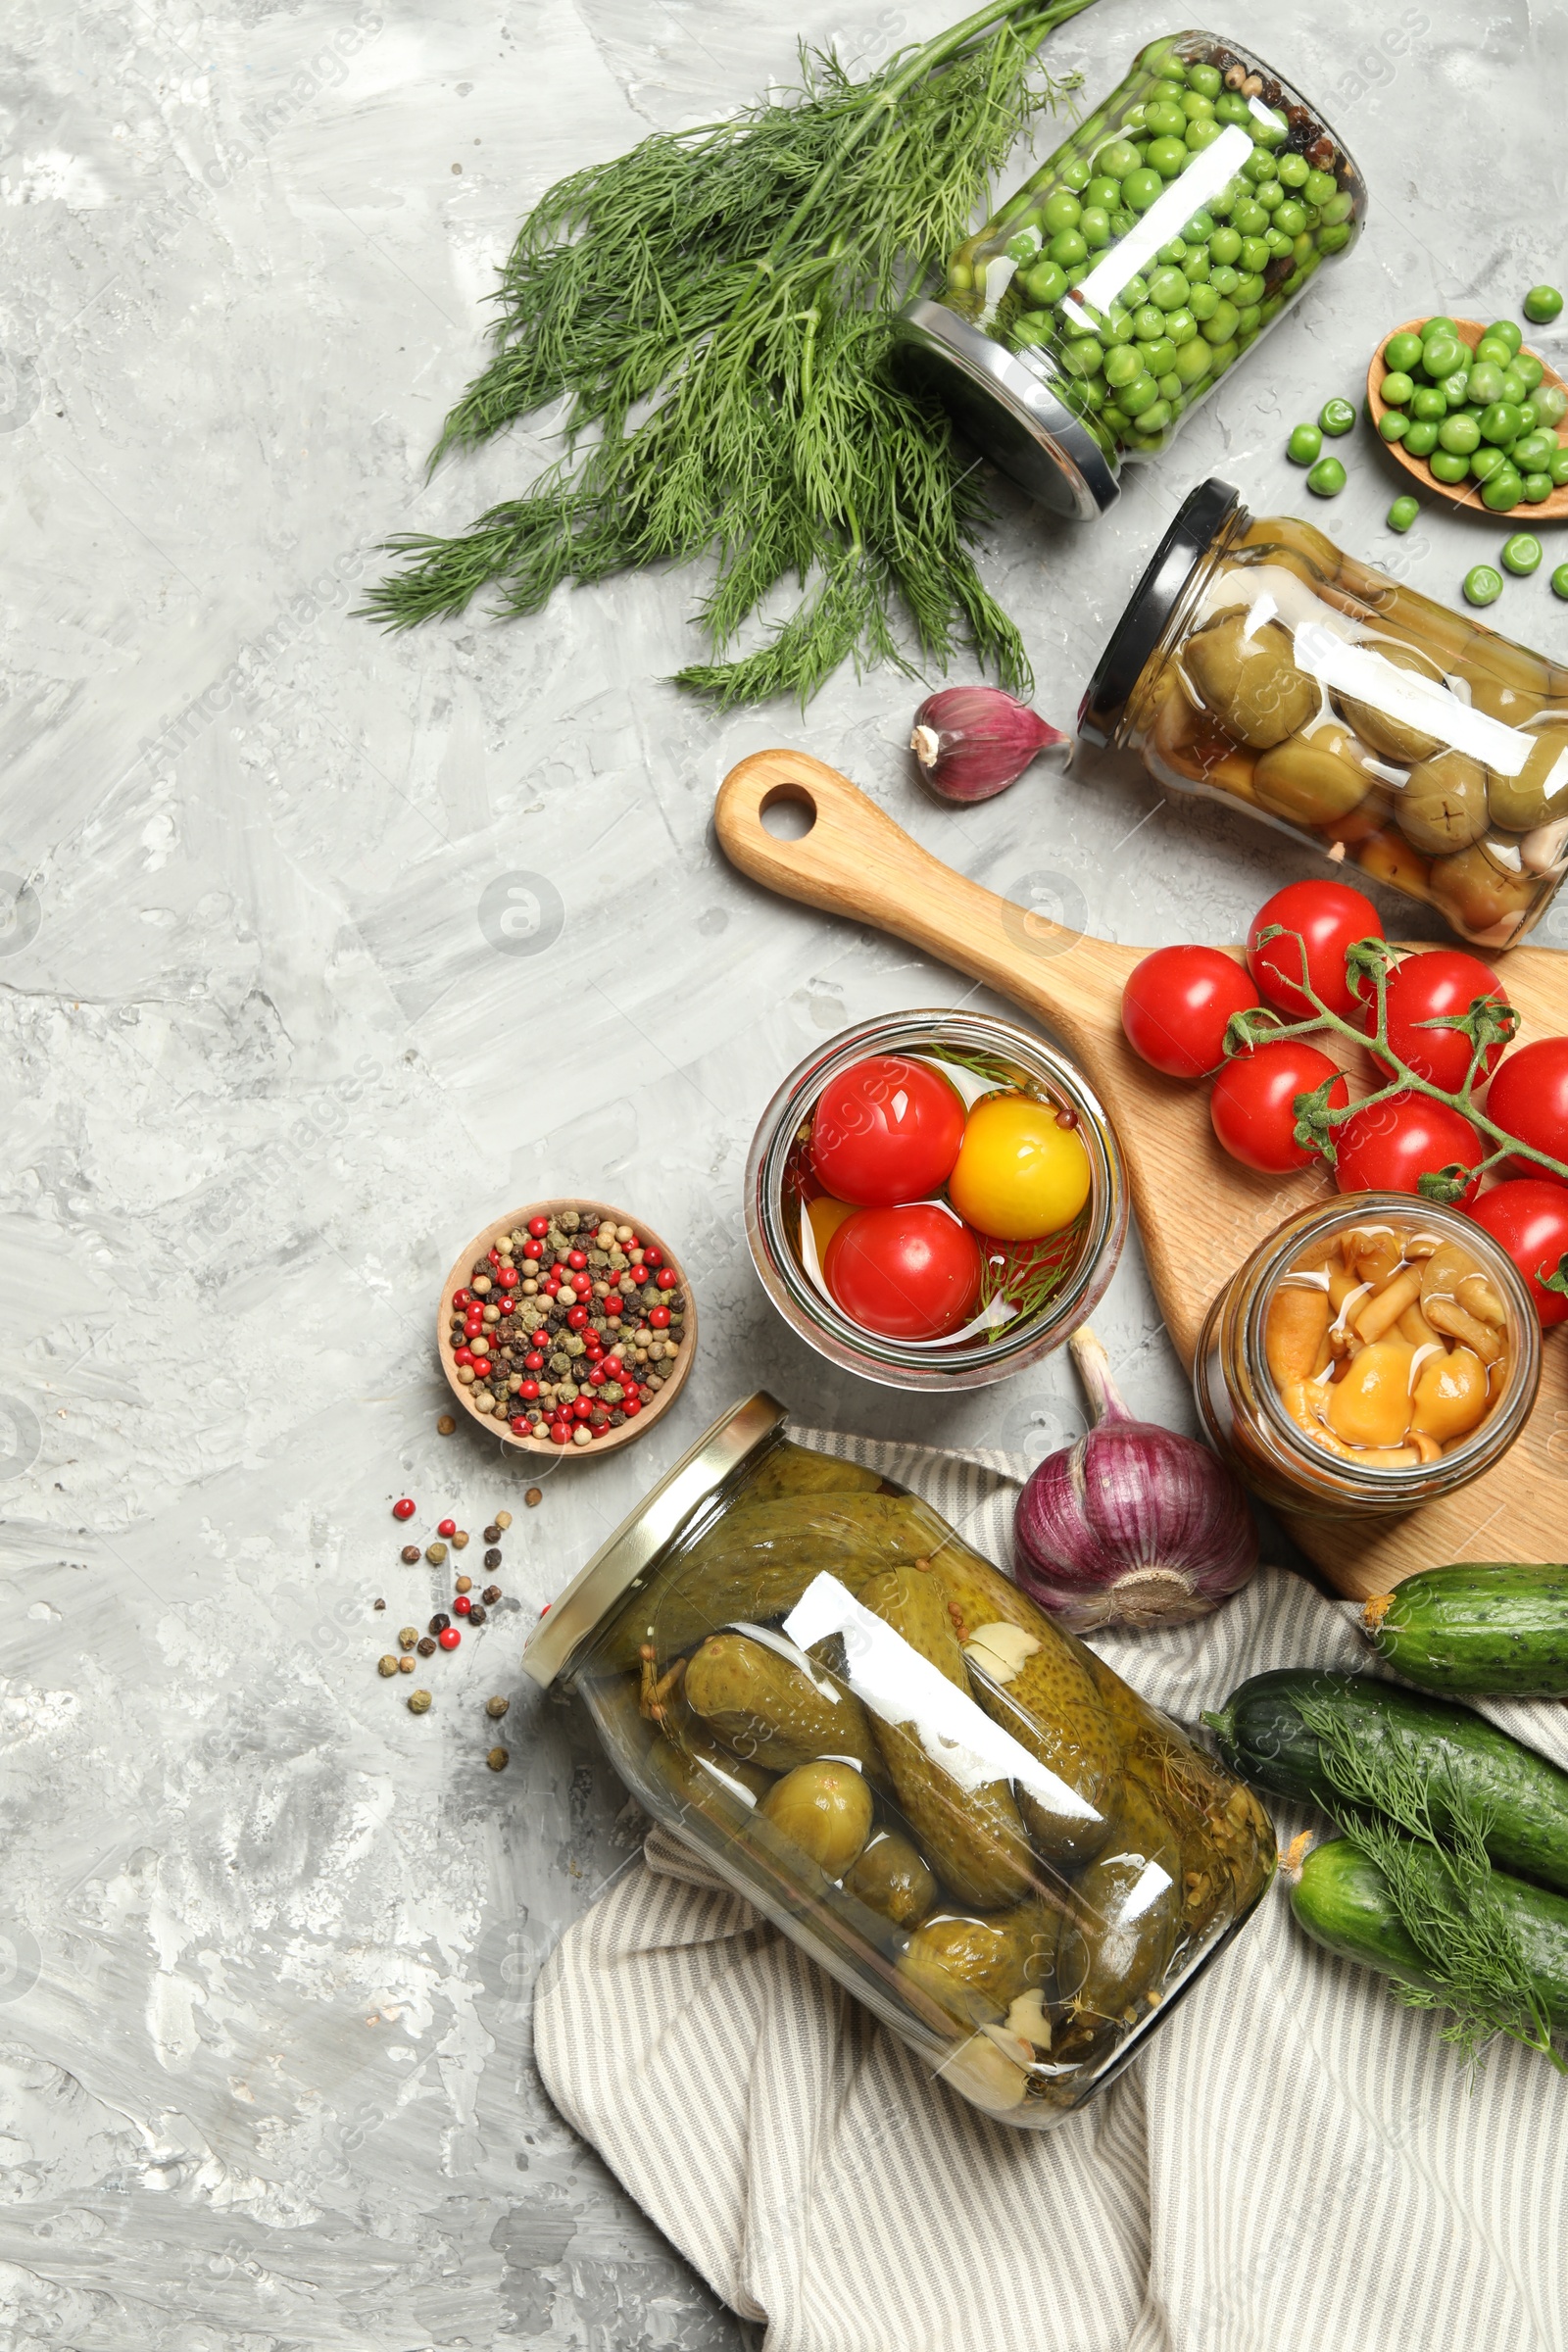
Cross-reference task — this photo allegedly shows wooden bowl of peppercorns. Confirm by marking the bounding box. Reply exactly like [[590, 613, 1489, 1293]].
[[436, 1200, 696, 1456]]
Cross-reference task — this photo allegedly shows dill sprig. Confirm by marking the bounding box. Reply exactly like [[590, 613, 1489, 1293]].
[[362, 0, 1100, 706], [1298, 1696, 1564, 2069]]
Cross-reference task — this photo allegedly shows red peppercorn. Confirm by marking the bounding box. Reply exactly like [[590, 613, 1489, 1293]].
[[488, 1248, 501, 1264], [453, 1289, 472, 1309], [656, 1267, 677, 1290], [630, 1264, 650, 1285], [572, 1397, 594, 1420], [438, 1626, 462, 1649], [570, 1270, 592, 1296], [566, 1304, 588, 1331], [510, 1415, 529, 1435], [604, 1298, 622, 1318], [498, 1266, 518, 1289], [643, 1247, 663, 1268], [549, 1423, 570, 1446], [521, 1238, 544, 1259], [587, 1365, 607, 1387], [438, 1517, 457, 1539], [453, 1594, 473, 1616], [454, 1347, 474, 1367], [604, 1354, 623, 1377], [527, 1214, 550, 1237], [524, 1350, 545, 1371], [499, 1298, 515, 1315], [393, 1498, 416, 1521], [650, 1304, 671, 1329], [519, 1379, 540, 1399], [567, 1249, 587, 1270], [622, 1397, 641, 1417]]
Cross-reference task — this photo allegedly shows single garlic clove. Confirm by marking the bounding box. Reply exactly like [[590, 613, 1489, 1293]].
[[908, 686, 1063, 804]]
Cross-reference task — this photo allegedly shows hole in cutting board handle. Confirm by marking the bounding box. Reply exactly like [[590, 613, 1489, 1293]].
[[760, 784, 817, 842]]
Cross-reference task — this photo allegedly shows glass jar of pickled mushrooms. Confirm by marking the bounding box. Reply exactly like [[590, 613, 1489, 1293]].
[[523, 1394, 1276, 2127], [895, 33, 1363, 517], [1194, 1194, 1542, 1516], [1080, 478, 1568, 948]]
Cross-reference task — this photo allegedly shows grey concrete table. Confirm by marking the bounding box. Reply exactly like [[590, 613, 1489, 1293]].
[[3, 1, 1565, 2342]]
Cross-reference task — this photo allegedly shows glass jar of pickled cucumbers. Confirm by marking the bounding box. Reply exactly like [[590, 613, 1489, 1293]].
[[894, 33, 1364, 517], [523, 1395, 1276, 2128], [1194, 1194, 1541, 1517], [1080, 480, 1568, 947]]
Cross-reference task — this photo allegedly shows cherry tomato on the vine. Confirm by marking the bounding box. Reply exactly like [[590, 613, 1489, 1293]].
[[1247, 880, 1384, 1020], [1121, 945, 1262, 1081], [1331, 1093, 1483, 1203], [1210, 1041, 1348, 1174], [1365, 949, 1512, 1092], [822, 1203, 983, 1341], [1468, 1180, 1568, 1329], [1483, 1040, 1568, 1180], [810, 1054, 966, 1207]]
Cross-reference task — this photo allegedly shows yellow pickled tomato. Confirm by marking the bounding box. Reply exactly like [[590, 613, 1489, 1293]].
[[806, 1196, 857, 1263], [1410, 1345, 1490, 1443], [1324, 1341, 1415, 1450], [946, 1094, 1092, 1242]]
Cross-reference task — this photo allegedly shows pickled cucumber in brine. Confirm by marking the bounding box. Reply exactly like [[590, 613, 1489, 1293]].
[[843, 1829, 937, 1928], [739, 1441, 886, 1504], [684, 1630, 887, 1786]]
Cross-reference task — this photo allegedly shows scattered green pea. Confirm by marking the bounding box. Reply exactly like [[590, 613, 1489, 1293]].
[[1287, 422, 1323, 464], [1552, 563, 1568, 599], [1319, 397, 1356, 437], [1524, 284, 1564, 325], [1306, 455, 1347, 497], [1386, 495, 1420, 532], [1463, 564, 1503, 607], [1502, 531, 1544, 574]]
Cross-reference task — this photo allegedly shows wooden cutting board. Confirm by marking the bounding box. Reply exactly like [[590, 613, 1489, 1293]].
[[714, 746, 1568, 1600]]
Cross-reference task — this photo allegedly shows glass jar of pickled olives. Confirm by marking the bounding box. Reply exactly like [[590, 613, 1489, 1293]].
[[1195, 1194, 1541, 1517], [523, 1395, 1276, 2127], [1082, 479, 1568, 945], [894, 32, 1363, 517]]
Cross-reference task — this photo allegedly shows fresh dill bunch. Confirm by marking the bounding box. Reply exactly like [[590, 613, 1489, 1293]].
[[1298, 1696, 1563, 2068], [362, 0, 1100, 706]]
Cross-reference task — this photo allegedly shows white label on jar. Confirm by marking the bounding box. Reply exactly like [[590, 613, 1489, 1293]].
[[1295, 622, 1534, 778]]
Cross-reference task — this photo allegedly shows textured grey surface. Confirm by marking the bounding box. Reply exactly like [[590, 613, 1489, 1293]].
[[2, 1, 1565, 2343]]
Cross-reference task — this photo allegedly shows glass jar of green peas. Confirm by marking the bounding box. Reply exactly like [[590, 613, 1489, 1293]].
[[894, 33, 1364, 518]]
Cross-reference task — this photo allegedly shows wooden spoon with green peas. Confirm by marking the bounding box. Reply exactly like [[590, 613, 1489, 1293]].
[[1365, 316, 1568, 521]]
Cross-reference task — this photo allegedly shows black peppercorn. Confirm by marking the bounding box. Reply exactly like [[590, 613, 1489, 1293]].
[[482, 1584, 502, 1605], [373, 1598, 386, 1611], [483, 1524, 502, 1544], [429, 1612, 451, 1635], [417, 1636, 437, 1657], [401, 1544, 420, 1565], [467, 1604, 487, 1626], [484, 1547, 503, 1572]]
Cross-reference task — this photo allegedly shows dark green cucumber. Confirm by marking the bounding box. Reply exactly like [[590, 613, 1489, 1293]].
[[1291, 1837, 1568, 2033], [1204, 1669, 1568, 1896], [1361, 1562, 1568, 1696]]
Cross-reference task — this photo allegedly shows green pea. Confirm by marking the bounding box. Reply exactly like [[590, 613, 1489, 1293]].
[[1439, 370, 1473, 410], [1060, 338, 1104, 379], [1387, 495, 1420, 532], [1184, 248, 1211, 283], [1188, 61, 1222, 98], [1550, 447, 1568, 487], [1438, 412, 1481, 454], [1128, 305, 1161, 342], [1214, 90, 1250, 126], [1500, 530, 1544, 574], [1422, 316, 1458, 341], [1234, 272, 1265, 307], [1513, 351, 1545, 393], [1497, 368, 1528, 408], [1263, 226, 1294, 259], [1471, 337, 1514, 369], [1145, 100, 1186, 137], [1101, 404, 1129, 432], [1139, 398, 1174, 432], [1049, 227, 1088, 268], [1482, 467, 1524, 512], [1148, 268, 1190, 312], [1149, 77, 1184, 104], [1523, 472, 1554, 504], [1241, 147, 1274, 183], [1273, 200, 1308, 238], [1234, 304, 1261, 337], [1185, 117, 1223, 153], [1469, 446, 1507, 483], [1380, 370, 1415, 408], [1097, 139, 1141, 180], [1156, 237, 1190, 267], [1480, 401, 1523, 446], [1023, 260, 1068, 304], [1511, 431, 1555, 472], [1104, 342, 1144, 388], [1237, 236, 1269, 275], [1306, 456, 1347, 497], [1209, 265, 1241, 299], [1205, 337, 1239, 373], [1278, 153, 1310, 188], [1207, 224, 1241, 267], [1073, 205, 1108, 250], [1200, 300, 1240, 346], [1379, 411, 1410, 443], [1553, 563, 1568, 598], [1123, 275, 1150, 308], [1303, 169, 1338, 206], [1487, 318, 1524, 356], [1466, 361, 1505, 408], [1421, 334, 1463, 380], [1147, 136, 1189, 179], [1283, 420, 1321, 466], [1119, 374, 1160, 416], [1429, 450, 1470, 484], [1144, 337, 1178, 376], [1086, 176, 1122, 211], [1231, 200, 1268, 237], [1011, 317, 1050, 349], [1402, 418, 1441, 456], [1123, 167, 1164, 213], [1463, 564, 1503, 607], [1385, 330, 1424, 372], [1318, 217, 1353, 249], [1181, 89, 1214, 122], [1109, 208, 1137, 237], [1189, 282, 1220, 320], [1318, 397, 1356, 436], [1041, 191, 1081, 235], [1174, 337, 1214, 386], [1408, 386, 1445, 422], [1515, 401, 1541, 439], [1291, 232, 1315, 269], [1163, 309, 1198, 345], [1525, 285, 1564, 324]]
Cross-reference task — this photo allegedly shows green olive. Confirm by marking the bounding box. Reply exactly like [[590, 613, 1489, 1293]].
[[1338, 640, 1449, 763], [1252, 722, 1372, 827], [757, 1759, 873, 1879], [1487, 722, 1568, 832], [1182, 612, 1318, 749], [1465, 675, 1544, 728], [843, 1830, 937, 1929], [1427, 840, 1541, 942], [1396, 752, 1492, 855]]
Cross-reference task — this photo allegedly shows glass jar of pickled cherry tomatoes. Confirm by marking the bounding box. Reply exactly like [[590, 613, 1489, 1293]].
[[1080, 479, 1568, 948], [745, 1010, 1126, 1390], [894, 33, 1363, 517], [1194, 1194, 1541, 1517], [521, 1393, 1275, 2125]]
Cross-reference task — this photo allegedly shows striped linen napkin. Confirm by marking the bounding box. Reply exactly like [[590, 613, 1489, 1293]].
[[535, 1427, 1568, 2352]]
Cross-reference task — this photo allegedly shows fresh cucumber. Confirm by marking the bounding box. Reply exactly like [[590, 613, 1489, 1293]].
[[1205, 1669, 1568, 1896], [1290, 1837, 1568, 2034], [1361, 1562, 1568, 1696]]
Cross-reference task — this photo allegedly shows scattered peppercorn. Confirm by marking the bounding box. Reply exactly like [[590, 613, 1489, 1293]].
[[377, 1655, 399, 1677], [486, 1746, 510, 1771], [429, 1613, 451, 1635], [393, 1498, 416, 1521], [437, 1414, 457, 1436], [455, 1575, 472, 1594], [409, 1690, 432, 1714], [525, 1490, 541, 1508], [417, 1636, 437, 1657], [425, 1542, 448, 1567], [453, 1594, 473, 1617], [399, 1626, 418, 1651], [373, 1598, 386, 1611], [484, 1547, 503, 1572], [439, 1627, 462, 1650], [486, 1694, 511, 1719], [438, 1517, 457, 1539], [401, 1544, 421, 1565], [452, 1531, 469, 1550], [398, 1655, 416, 1675], [482, 1524, 502, 1544], [482, 1584, 502, 1605], [495, 1509, 514, 1529], [467, 1604, 487, 1625]]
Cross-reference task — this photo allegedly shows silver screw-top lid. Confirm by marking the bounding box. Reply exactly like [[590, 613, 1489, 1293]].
[[893, 299, 1121, 521]]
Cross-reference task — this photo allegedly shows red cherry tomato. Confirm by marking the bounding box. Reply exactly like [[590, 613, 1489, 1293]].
[[1121, 945, 1262, 1080], [1468, 1181, 1568, 1328], [822, 1204, 983, 1341], [1365, 950, 1511, 1091], [1210, 1041, 1348, 1174], [1483, 1039, 1568, 1180], [809, 1054, 966, 1207], [1247, 881, 1383, 1019], [1332, 1093, 1483, 1203]]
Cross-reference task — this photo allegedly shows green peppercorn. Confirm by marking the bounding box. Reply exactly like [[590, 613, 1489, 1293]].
[[1306, 456, 1347, 497], [377, 1655, 399, 1678], [1387, 495, 1420, 532], [398, 1626, 418, 1651], [1463, 564, 1503, 607], [409, 1690, 433, 1715]]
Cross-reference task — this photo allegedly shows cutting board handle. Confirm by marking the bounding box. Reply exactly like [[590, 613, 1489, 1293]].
[[713, 749, 1121, 1049]]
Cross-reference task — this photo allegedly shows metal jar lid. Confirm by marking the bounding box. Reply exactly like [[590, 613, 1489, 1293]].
[[519, 1391, 787, 1687], [1078, 476, 1242, 748], [893, 299, 1121, 522]]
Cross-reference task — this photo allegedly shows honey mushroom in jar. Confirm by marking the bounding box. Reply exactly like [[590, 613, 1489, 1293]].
[[1263, 1221, 1506, 1468]]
